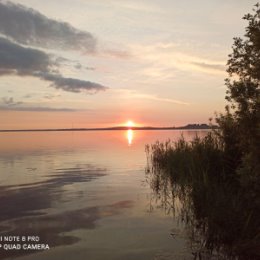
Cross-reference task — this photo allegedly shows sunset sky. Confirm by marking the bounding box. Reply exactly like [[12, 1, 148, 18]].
[[0, 0, 256, 129]]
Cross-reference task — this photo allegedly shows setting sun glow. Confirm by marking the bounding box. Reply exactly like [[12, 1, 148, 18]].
[[126, 120, 134, 128]]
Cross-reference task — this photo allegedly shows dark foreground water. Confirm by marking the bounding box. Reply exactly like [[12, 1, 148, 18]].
[[0, 130, 208, 260]]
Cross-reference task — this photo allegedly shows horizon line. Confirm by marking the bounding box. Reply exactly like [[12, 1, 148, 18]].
[[0, 124, 215, 133]]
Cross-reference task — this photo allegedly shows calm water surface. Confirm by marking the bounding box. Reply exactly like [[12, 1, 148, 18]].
[[0, 130, 207, 260]]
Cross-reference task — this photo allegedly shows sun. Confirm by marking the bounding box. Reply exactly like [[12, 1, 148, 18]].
[[126, 120, 135, 128]]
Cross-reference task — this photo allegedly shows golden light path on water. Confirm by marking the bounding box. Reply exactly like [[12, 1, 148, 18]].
[[127, 129, 133, 146]]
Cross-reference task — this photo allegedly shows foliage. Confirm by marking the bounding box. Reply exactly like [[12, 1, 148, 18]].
[[146, 148, 260, 259], [146, 133, 225, 183], [216, 3, 260, 182], [146, 134, 260, 259]]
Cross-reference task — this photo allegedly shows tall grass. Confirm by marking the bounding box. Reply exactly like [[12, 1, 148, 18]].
[[145, 132, 260, 260], [146, 132, 232, 184]]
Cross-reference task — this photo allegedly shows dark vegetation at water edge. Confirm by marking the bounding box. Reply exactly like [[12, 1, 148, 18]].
[[146, 4, 260, 260], [146, 134, 259, 259]]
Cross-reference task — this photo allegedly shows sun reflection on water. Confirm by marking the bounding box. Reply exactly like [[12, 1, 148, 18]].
[[127, 130, 133, 146]]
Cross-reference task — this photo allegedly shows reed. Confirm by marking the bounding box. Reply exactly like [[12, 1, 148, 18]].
[[146, 131, 260, 259]]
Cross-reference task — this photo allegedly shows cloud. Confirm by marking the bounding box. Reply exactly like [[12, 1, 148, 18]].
[[53, 57, 95, 71], [0, 105, 77, 112], [37, 72, 108, 93], [101, 48, 132, 59], [131, 42, 226, 76], [113, 88, 189, 105], [74, 63, 83, 70], [43, 94, 61, 100], [0, 96, 76, 111], [0, 1, 96, 52], [134, 93, 190, 105], [0, 37, 107, 93], [0, 1, 131, 62], [0, 37, 50, 75], [1, 96, 23, 106], [23, 94, 33, 99], [191, 62, 225, 72]]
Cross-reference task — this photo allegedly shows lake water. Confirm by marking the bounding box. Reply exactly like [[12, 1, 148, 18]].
[[0, 130, 208, 260]]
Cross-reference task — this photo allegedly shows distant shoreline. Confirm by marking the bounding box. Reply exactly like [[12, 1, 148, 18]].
[[0, 125, 217, 133]]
